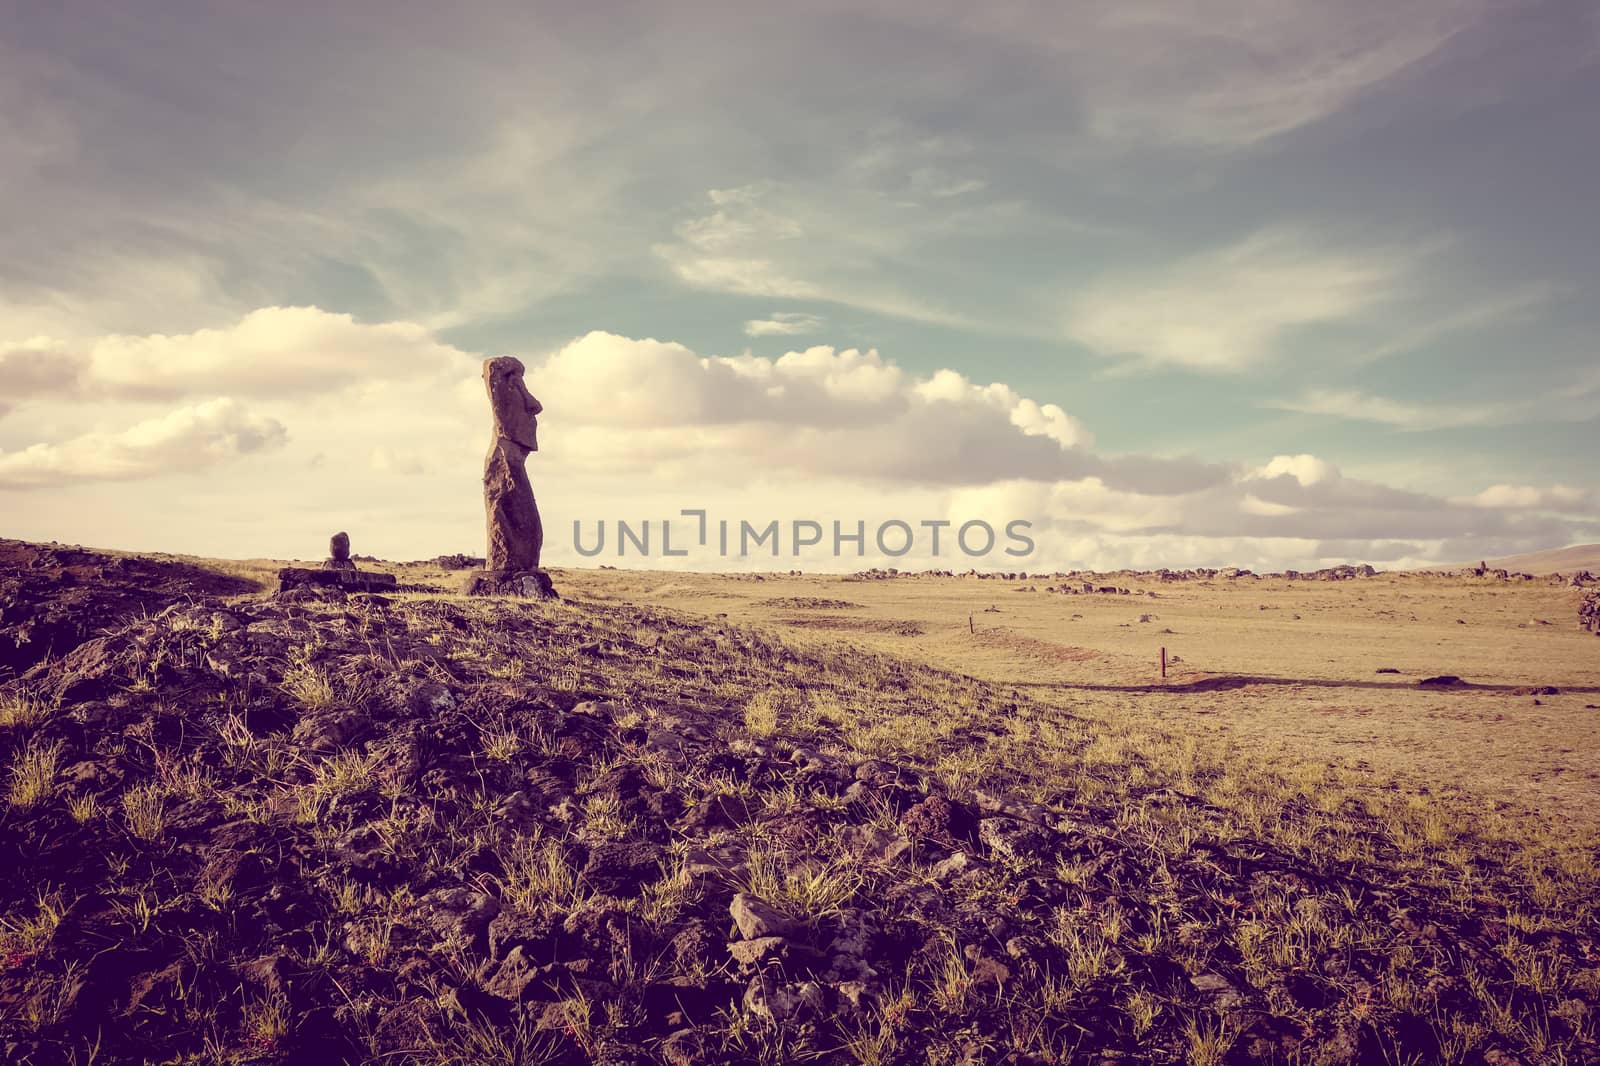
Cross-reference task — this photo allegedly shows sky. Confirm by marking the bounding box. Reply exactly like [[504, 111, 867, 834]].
[[1, 0, 1597, 573]]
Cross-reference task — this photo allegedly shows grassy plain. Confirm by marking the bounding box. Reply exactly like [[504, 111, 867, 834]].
[[557, 568, 1600, 829]]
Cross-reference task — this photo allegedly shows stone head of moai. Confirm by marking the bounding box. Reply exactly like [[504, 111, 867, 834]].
[[330, 531, 351, 562], [484, 356, 542, 453]]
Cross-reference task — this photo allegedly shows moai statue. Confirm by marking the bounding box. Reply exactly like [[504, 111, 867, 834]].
[[482, 356, 544, 570], [322, 531, 357, 571], [465, 356, 558, 599]]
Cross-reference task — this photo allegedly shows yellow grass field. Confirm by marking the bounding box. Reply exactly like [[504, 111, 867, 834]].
[[553, 568, 1600, 828]]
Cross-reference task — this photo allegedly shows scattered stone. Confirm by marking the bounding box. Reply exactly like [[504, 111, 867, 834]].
[[978, 816, 1055, 861], [901, 794, 979, 846], [5, 533, 1595, 1065], [931, 852, 980, 881], [480, 947, 550, 998], [487, 908, 554, 963], [579, 840, 664, 897], [964, 948, 1011, 990], [727, 936, 790, 967], [661, 1029, 704, 1066], [1581, 590, 1600, 635], [744, 974, 828, 1026], [290, 709, 369, 752], [835, 980, 875, 1016], [1418, 675, 1465, 688], [237, 953, 292, 997], [681, 844, 750, 888], [434, 553, 485, 570], [825, 910, 880, 960], [839, 824, 914, 865], [415, 887, 499, 947], [854, 759, 923, 789], [730, 893, 798, 940], [1190, 972, 1243, 1008], [640, 977, 740, 1028], [973, 789, 1053, 824], [1005, 935, 1047, 960]]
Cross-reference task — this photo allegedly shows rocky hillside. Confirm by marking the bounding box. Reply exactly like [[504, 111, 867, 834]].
[[1, 553, 1596, 1064], [0, 539, 262, 683]]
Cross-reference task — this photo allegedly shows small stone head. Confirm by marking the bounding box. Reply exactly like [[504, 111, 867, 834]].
[[330, 531, 351, 561], [484, 356, 542, 451]]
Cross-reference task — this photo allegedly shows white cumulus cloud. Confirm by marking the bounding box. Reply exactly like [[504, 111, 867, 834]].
[[80, 306, 466, 401], [0, 398, 286, 489], [0, 339, 84, 413], [0, 313, 1593, 569], [534, 331, 1094, 485]]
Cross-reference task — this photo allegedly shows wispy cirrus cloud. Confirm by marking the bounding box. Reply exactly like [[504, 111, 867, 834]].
[[1353, 283, 1561, 367], [654, 180, 1036, 331], [1271, 388, 1515, 430], [744, 312, 824, 338], [878, 0, 1495, 150], [1064, 227, 1412, 372], [1452, 484, 1591, 511]]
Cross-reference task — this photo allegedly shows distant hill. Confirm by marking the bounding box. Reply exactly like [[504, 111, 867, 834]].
[[1467, 544, 1600, 575]]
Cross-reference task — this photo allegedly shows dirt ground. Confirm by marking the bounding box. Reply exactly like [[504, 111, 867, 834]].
[[552, 568, 1600, 827]]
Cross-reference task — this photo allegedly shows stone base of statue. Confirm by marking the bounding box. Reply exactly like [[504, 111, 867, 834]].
[[462, 569, 559, 601], [277, 567, 398, 593]]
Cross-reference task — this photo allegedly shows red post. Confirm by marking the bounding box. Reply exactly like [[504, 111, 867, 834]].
[[1161, 646, 1167, 679]]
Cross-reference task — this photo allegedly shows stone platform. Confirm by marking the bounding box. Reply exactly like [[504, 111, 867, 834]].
[[461, 569, 559, 600], [277, 567, 398, 593]]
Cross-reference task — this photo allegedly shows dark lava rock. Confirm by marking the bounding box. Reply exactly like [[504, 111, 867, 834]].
[[580, 840, 664, 897], [0, 538, 258, 682], [744, 973, 830, 1027], [660, 1028, 705, 1066], [901, 794, 979, 847], [977, 816, 1056, 861], [487, 908, 557, 963], [641, 977, 741, 1027]]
